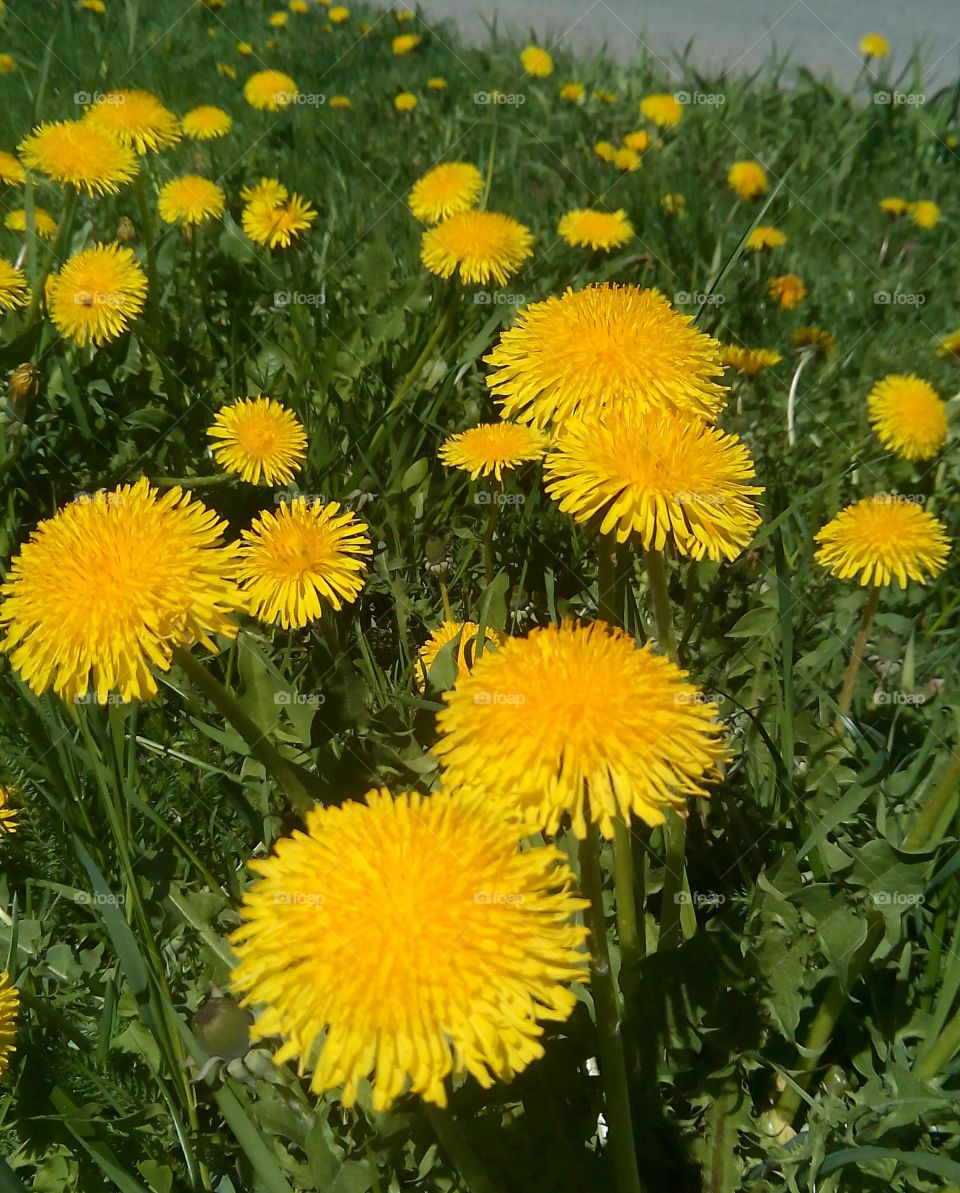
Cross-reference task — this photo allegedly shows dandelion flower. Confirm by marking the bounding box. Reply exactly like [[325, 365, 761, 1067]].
[[0, 151, 25, 186], [415, 621, 506, 691], [936, 328, 960, 360], [436, 621, 725, 836], [329, 4, 350, 21], [640, 93, 683, 127], [392, 33, 421, 54], [792, 326, 836, 356], [244, 69, 297, 111], [158, 175, 226, 226], [745, 225, 786, 251], [80, 0, 107, 11], [0, 787, 17, 836], [408, 161, 483, 224], [558, 208, 633, 251], [486, 284, 727, 428], [237, 498, 370, 628], [859, 32, 889, 57], [0, 479, 242, 704], [815, 496, 949, 588], [328, 95, 352, 108], [421, 211, 533, 286], [0, 972, 17, 1078], [269, 10, 288, 27], [182, 105, 233, 139], [623, 130, 650, 152], [544, 407, 762, 559], [560, 82, 585, 101], [521, 46, 553, 77], [910, 200, 940, 229], [47, 243, 146, 347], [594, 140, 616, 162], [4, 207, 57, 239], [767, 273, 806, 309], [439, 422, 547, 480], [0, 55, 16, 75], [0, 259, 30, 313], [237, 42, 253, 57], [727, 160, 769, 201], [19, 120, 138, 196], [242, 194, 316, 248], [207, 396, 307, 485], [229, 787, 587, 1108], [394, 92, 417, 111], [613, 147, 641, 172], [867, 374, 947, 461], [84, 90, 181, 154], [240, 177, 288, 206], [426, 78, 447, 91], [880, 196, 908, 217], [718, 345, 782, 375]]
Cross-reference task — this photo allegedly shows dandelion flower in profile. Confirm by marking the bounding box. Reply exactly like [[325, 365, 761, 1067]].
[[560, 81, 585, 101], [240, 177, 288, 206], [415, 620, 506, 692], [84, 90, 181, 154], [593, 140, 616, 162], [936, 328, 960, 360], [421, 211, 533, 286], [0, 479, 242, 704], [745, 225, 786, 251], [544, 407, 762, 559], [727, 161, 768, 200], [438, 422, 548, 480], [408, 161, 483, 224], [242, 193, 316, 248], [207, 397, 307, 486], [767, 273, 806, 309], [0, 151, 25, 186], [718, 345, 782, 376], [640, 93, 683, 128], [0, 787, 17, 836], [237, 498, 370, 628], [815, 496, 949, 588], [866, 374, 947, 461], [182, 105, 233, 139], [0, 972, 18, 1078], [47, 244, 146, 347], [662, 192, 686, 215], [909, 200, 940, 229], [521, 46, 553, 77], [394, 92, 417, 111], [244, 69, 297, 111], [859, 32, 890, 57], [4, 207, 57, 239], [558, 208, 633, 251], [229, 786, 587, 1108], [426, 77, 446, 91], [158, 175, 226, 226], [328, 94, 352, 108], [236, 42, 253, 57], [0, 260, 30, 313], [392, 33, 421, 54], [436, 622, 725, 836], [880, 196, 908, 217], [486, 284, 727, 428], [792, 325, 836, 357], [19, 120, 138, 196], [623, 129, 650, 152], [613, 147, 641, 172]]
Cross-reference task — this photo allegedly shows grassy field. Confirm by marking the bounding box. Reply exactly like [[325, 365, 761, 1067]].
[[0, 2, 959, 1191]]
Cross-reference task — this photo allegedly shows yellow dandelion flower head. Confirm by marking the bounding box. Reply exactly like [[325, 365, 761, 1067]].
[[867, 373, 948, 461], [520, 45, 553, 77], [910, 200, 940, 229], [328, 94, 352, 108], [84, 90, 181, 154], [727, 160, 769, 200], [240, 177, 288, 206], [290, 0, 310, 12], [560, 82, 585, 101], [936, 328, 960, 360], [718, 345, 783, 376], [269, 10, 288, 26], [47, 243, 146, 348], [426, 77, 447, 91], [0, 150, 26, 185], [329, 4, 350, 21], [662, 192, 686, 215], [640, 92, 683, 127], [229, 787, 588, 1108], [0, 478, 242, 704], [0, 972, 18, 1078], [18, 120, 139, 196], [80, 0, 106, 11], [158, 175, 226, 226], [767, 273, 806, 309], [859, 32, 889, 57], [415, 621, 508, 692], [438, 422, 548, 480], [4, 207, 57, 239], [880, 196, 909, 217], [815, 496, 950, 588], [237, 498, 371, 628], [0, 786, 17, 836], [436, 621, 726, 837], [613, 147, 640, 171], [394, 91, 417, 111], [0, 259, 30, 313], [408, 161, 483, 224], [242, 193, 316, 249], [392, 33, 421, 54], [544, 406, 762, 559], [485, 284, 727, 429], [237, 42, 253, 57], [623, 129, 651, 152], [791, 325, 836, 356], [207, 396, 307, 486], [421, 210, 533, 286], [182, 105, 233, 139], [593, 140, 616, 161], [244, 69, 297, 110], [594, 88, 617, 103], [745, 225, 786, 251], [558, 208, 633, 251], [0, 54, 15, 74]]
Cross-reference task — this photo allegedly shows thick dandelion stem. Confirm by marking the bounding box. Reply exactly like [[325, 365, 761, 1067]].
[[424, 1104, 505, 1193], [133, 170, 161, 331], [916, 1007, 960, 1081], [656, 811, 687, 951], [786, 350, 812, 447], [644, 549, 676, 658], [903, 753, 960, 852], [834, 585, 881, 736]]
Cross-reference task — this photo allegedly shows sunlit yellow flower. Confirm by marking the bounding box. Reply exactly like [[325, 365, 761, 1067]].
[[47, 244, 146, 347], [329, 5, 350, 22], [767, 273, 806, 309], [623, 129, 650, 152], [392, 33, 421, 54], [415, 621, 506, 692], [815, 496, 949, 588], [80, 0, 106, 11], [936, 328, 960, 360], [718, 345, 782, 376], [426, 77, 447, 91], [859, 32, 889, 57], [240, 177, 288, 206], [0, 972, 18, 1078], [867, 374, 948, 461], [558, 208, 633, 251], [328, 95, 352, 108], [237, 498, 370, 628], [560, 82, 585, 101], [662, 192, 685, 215], [19, 120, 138, 196], [237, 41, 253, 56], [613, 147, 641, 172], [408, 161, 483, 224], [521, 46, 553, 78], [242, 193, 316, 248], [640, 93, 683, 127], [0, 259, 29, 313], [4, 207, 56, 239], [290, 0, 309, 11], [0, 151, 25, 186], [421, 210, 533, 286], [593, 140, 616, 161], [207, 396, 307, 485], [880, 196, 908, 217], [182, 105, 233, 139], [158, 175, 226, 226], [268, 10, 288, 26], [727, 160, 768, 200], [0, 479, 241, 703], [395, 8, 415, 19], [0, 787, 16, 836], [792, 326, 836, 356], [244, 69, 297, 111], [745, 225, 786, 251], [438, 422, 548, 480], [394, 91, 417, 111], [84, 90, 181, 154], [909, 200, 940, 229]]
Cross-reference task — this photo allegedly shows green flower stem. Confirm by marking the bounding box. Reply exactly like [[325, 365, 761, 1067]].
[[903, 753, 960, 852], [656, 811, 687, 951], [134, 169, 161, 331], [834, 585, 881, 736], [153, 472, 233, 489], [916, 1007, 960, 1081], [644, 549, 677, 657], [423, 1103, 505, 1193], [171, 645, 313, 816], [24, 184, 78, 329], [578, 825, 645, 1193], [482, 487, 499, 586]]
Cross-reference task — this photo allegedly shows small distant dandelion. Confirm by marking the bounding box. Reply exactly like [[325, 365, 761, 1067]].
[[47, 243, 146, 347], [866, 374, 948, 461], [394, 92, 417, 111], [815, 496, 949, 588], [328, 4, 350, 21], [936, 328, 960, 360], [880, 196, 908, 217], [613, 147, 641, 172], [328, 95, 352, 108], [0, 787, 17, 836], [0, 54, 16, 74], [909, 200, 940, 229], [718, 345, 783, 376], [0, 259, 30, 313], [558, 208, 633, 251], [182, 105, 233, 140], [19, 120, 139, 196], [426, 78, 447, 91], [0, 972, 18, 1078], [408, 162, 483, 224], [623, 129, 650, 152], [242, 193, 316, 248], [237, 42, 253, 57], [438, 422, 548, 480], [767, 273, 806, 309], [244, 69, 297, 111], [727, 160, 769, 200], [84, 89, 181, 154], [521, 46, 553, 77], [421, 210, 533, 286], [207, 396, 307, 486], [792, 326, 836, 357], [392, 33, 421, 54], [662, 193, 685, 215], [594, 140, 616, 162], [158, 175, 226, 226], [640, 93, 683, 127], [859, 32, 889, 57], [80, 0, 106, 11], [415, 621, 506, 692], [560, 82, 585, 101], [0, 151, 25, 186], [268, 10, 288, 26], [240, 177, 288, 206], [745, 225, 786, 251], [4, 208, 57, 239]]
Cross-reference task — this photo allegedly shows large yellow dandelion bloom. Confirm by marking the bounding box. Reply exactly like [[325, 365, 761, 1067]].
[[558, 208, 633, 251], [392, 33, 421, 54], [84, 90, 181, 154], [485, 284, 727, 429], [408, 162, 483, 224], [0, 151, 26, 185], [859, 32, 889, 57], [242, 194, 316, 249], [640, 93, 683, 127], [436, 622, 725, 837], [0, 479, 242, 704], [415, 621, 506, 692], [0, 787, 17, 836], [207, 397, 307, 486], [0, 260, 30, 313], [182, 105, 233, 140], [18, 120, 138, 196], [421, 211, 533, 286], [880, 196, 909, 217], [718, 345, 782, 376], [0, 972, 18, 1078], [815, 497, 949, 588], [236, 498, 371, 629], [438, 422, 548, 480], [910, 200, 940, 229], [158, 175, 226, 226], [767, 273, 806, 309], [727, 161, 768, 200], [47, 244, 146, 347], [521, 45, 554, 77], [244, 69, 297, 111], [544, 407, 762, 559], [866, 374, 948, 461], [745, 225, 786, 251], [229, 787, 587, 1109], [4, 207, 57, 239]]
